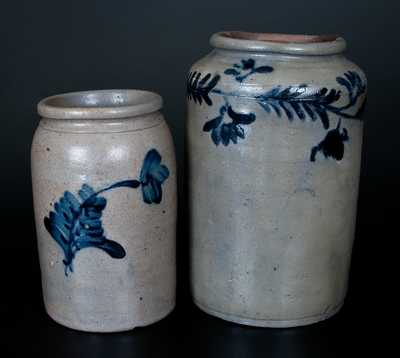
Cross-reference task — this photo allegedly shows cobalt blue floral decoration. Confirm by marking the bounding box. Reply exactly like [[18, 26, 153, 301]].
[[140, 149, 170, 204], [203, 104, 255, 146], [44, 185, 127, 276], [186, 32, 368, 328], [187, 61, 366, 161], [44, 148, 169, 276], [310, 119, 349, 161], [224, 58, 274, 82], [187, 72, 220, 106]]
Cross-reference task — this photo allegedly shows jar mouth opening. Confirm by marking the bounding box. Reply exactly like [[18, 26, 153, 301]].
[[38, 89, 163, 120], [210, 31, 346, 55]]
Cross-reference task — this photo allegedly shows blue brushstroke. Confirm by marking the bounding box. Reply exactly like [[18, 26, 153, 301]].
[[44, 148, 169, 275], [187, 72, 220, 106], [140, 149, 170, 204], [203, 103, 255, 146], [254, 71, 366, 128], [208, 71, 366, 128], [44, 184, 126, 276], [310, 119, 349, 161], [224, 58, 274, 82], [187, 67, 365, 161]]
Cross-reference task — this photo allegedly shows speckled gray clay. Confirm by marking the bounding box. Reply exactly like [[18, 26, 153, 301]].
[[187, 32, 367, 327], [32, 90, 176, 332]]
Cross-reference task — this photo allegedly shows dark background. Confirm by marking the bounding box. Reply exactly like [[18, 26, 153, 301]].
[[0, 0, 397, 357]]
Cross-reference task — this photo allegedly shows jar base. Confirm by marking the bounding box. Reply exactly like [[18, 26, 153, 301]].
[[44, 303, 176, 333], [193, 299, 344, 328]]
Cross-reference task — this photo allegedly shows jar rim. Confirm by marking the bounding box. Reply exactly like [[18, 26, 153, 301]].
[[210, 31, 346, 55], [37, 89, 163, 120]]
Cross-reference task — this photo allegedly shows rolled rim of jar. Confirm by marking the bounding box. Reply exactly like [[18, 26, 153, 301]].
[[210, 31, 346, 55], [37, 89, 163, 120]]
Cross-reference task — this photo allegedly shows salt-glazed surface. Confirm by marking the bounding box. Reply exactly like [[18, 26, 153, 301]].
[[187, 32, 367, 327], [32, 89, 176, 332]]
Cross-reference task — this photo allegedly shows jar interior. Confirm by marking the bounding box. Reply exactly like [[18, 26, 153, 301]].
[[45, 90, 155, 109], [38, 89, 163, 120]]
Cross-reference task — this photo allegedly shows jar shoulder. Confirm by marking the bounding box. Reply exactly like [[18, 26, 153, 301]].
[[31, 118, 174, 170], [188, 50, 367, 90]]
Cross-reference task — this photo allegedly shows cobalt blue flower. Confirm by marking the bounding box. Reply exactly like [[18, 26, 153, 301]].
[[203, 104, 256, 146], [224, 58, 274, 82], [44, 148, 170, 276], [310, 119, 349, 162], [140, 149, 170, 204]]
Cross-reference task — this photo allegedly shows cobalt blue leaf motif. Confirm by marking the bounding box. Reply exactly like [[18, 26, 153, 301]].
[[255, 85, 341, 129], [187, 72, 221, 106], [140, 149, 170, 204], [253, 72, 366, 129], [187, 63, 366, 161], [44, 185, 125, 276], [44, 148, 169, 276]]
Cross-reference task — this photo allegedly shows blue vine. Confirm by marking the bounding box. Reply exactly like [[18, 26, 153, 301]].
[[212, 71, 366, 130], [187, 63, 366, 161], [44, 148, 169, 276]]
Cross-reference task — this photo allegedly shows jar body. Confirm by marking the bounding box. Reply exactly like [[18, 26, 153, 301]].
[[32, 111, 176, 332], [187, 41, 366, 327]]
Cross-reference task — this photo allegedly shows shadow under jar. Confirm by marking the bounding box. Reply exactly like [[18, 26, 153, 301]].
[[187, 32, 367, 327], [32, 90, 176, 332]]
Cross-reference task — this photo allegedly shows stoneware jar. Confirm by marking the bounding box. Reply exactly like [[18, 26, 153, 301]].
[[187, 32, 367, 327], [32, 89, 176, 332]]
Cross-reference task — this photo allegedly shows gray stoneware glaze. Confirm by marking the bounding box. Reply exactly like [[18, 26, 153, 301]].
[[187, 32, 367, 327], [32, 90, 177, 332]]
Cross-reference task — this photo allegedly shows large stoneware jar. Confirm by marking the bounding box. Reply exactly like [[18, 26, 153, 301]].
[[187, 32, 367, 327], [32, 90, 176, 332]]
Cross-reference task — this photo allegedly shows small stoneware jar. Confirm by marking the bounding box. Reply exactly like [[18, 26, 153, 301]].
[[32, 90, 176, 332], [187, 32, 367, 327]]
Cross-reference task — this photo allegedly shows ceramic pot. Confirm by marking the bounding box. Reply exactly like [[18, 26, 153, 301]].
[[32, 90, 176, 332], [187, 32, 367, 327]]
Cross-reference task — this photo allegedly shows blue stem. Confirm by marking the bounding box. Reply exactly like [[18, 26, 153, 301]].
[[94, 180, 141, 196], [236, 69, 255, 82], [83, 179, 141, 206], [210, 88, 363, 119]]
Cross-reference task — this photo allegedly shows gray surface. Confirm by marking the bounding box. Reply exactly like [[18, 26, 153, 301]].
[[187, 35, 365, 326], [32, 96, 177, 331], [0, 0, 399, 249]]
